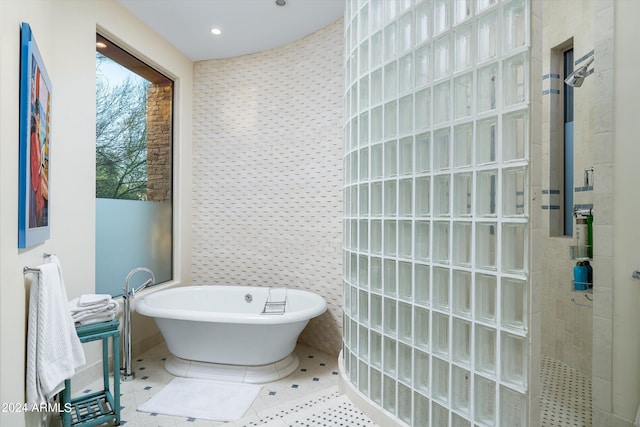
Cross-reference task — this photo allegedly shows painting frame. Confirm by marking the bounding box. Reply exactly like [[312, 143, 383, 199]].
[[18, 22, 51, 248]]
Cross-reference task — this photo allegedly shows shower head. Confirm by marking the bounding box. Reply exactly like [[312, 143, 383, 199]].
[[564, 57, 594, 88]]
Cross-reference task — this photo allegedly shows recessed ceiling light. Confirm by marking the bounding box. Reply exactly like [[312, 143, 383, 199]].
[[210, 27, 222, 36], [275, 0, 287, 6], [96, 41, 107, 49]]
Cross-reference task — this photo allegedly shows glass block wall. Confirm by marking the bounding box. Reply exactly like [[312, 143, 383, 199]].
[[342, 0, 531, 425]]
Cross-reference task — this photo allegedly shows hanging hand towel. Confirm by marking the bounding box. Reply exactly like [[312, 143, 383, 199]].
[[26, 261, 86, 406]]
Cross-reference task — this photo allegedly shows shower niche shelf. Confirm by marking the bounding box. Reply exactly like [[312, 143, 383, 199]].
[[570, 245, 592, 260]]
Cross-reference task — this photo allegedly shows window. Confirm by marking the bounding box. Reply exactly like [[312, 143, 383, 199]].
[[95, 34, 173, 296]]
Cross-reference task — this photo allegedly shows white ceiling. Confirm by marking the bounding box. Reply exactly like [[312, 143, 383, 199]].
[[117, 0, 345, 61]]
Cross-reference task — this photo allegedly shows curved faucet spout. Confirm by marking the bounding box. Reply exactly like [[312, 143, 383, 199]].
[[122, 267, 155, 381]]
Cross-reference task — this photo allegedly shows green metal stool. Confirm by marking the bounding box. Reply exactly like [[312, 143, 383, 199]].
[[60, 319, 120, 427]]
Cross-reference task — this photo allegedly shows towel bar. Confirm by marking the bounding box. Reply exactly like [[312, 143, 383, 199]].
[[23, 253, 55, 275]]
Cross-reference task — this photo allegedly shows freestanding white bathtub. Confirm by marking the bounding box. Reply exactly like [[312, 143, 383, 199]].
[[136, 285, 327, 383]]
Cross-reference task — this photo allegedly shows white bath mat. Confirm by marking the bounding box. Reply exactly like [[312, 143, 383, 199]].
[[137, 377, 261, 421]]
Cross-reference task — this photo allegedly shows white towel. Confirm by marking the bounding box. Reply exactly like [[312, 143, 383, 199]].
[[69, 299, 119, 322], [26, 259, 86, 406], [78, 312, 116, 326], [78, 294, 111, 307]]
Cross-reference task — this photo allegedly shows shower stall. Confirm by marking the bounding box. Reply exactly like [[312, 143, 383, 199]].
[[341, 0, 541, 425]]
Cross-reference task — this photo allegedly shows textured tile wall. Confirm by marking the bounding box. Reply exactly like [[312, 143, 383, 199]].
[[191, 20, 345, 356]]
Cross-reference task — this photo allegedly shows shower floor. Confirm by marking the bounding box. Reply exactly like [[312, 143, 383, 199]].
[[540, 354, 592, 427]]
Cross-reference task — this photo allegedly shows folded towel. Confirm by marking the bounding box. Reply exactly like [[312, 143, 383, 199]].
[[69, 298, 119, 322], [78, 312, 116, 326], [78, 294, 111, 307], [26, 259, 86, 406]]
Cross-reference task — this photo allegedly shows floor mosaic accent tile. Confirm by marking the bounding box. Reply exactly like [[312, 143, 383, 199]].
[[540, 354, 592, 427], [74, 342, 376, 427]]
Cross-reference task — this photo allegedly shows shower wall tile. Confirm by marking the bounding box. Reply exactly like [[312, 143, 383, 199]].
[[191, 20, 345, 356]]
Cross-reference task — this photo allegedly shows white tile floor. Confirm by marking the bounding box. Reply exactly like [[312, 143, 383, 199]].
[[540, 355, 592, 427], [76, 342, 376, 427]]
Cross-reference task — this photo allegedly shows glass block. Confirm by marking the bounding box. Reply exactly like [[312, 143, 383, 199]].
[[351, 151, 359, 183], [398, 12, 413, 53], [383, 374, 397, 414], [503, 110, 528, 161], [452, 269, 471, 317], [358, 359, 368, 394], [398, 220, 412, 257], [476, 116, 497, 164], [371, 143, 383, 178], [477, 62, 498, 113], [359, 254, 369, 287], [350, 351, 358, 383], [451, 365, 471, 416], [385, 0, 398, 24], [399, 137, 413, 175], [475, 273, 496, 323], [415, 220, 430, 261], [371, 106, 383, 143], [371, 293, 383, 330], [350, 252, 358, 283], [415, 44, 431, 87], [434, 81, 451, 124], [359, 184, 369, 217], [415, 263, 430, 306], [370, 220, 382, 254], [415, 88, 432, 130], [453, 123, 473, 169], [384, 258, 397, 295], [352, 183, 359, 215], [454, 24, 472, 72], [371, 255, 383, 291], [384, 141, 398, 179], [415, 306, 430, 349], [434, 0, 450, 35], [504, 0, 527, 53], [452, 318, 471, 366], [503, 53, 528, 107], [383, 298, 397, 338], [453, 173, 472, 217], [371, 0, 383, 30], [475, 376, 496, 425], [452, 222, 471, 266], [477, 0, 497, 12], [415, 177, 431, 217], [432, 356, 449, 404], [434, 35, 451, 80], [454, 73, 473, 119], [359, 112, 369, 146], [351, 85, 358, 121], [399, 303, 413, 343], [371, 68, 383, 105], [477, 11, 498, 63], [415, 1, 431, 44], [370, 183, 381, 219], [359, 41, 370, 78], [475, 324, 496, 374], [415, 133, 431, 174], [414, 350, 430, 393], [433, 221, 450, 264], [476, 169, 498, 216], [360, 74, 370, 110], [500, 386, 527, 427], [399, 53, 413, 94], [434, 129, 450, 171], [501, 331, 527, 388], [384, 61, 398, 101], [360, 148, 369, 183], [399, 95, 414, 135], [503, 167, 527, 216], [399, 0, 411, 14], [359, 289, 369, 324], [502, 223, 527, 274], [476, 222, 497, 270], [454, 0, 472, 24], [502, 277, 528, 332], [398, 261, 412, 300], [398, 382, 412, 424], [359, 4, 369, 41], [399, 180, 412, 217], [384, 180, 397, 216], [452, 413, 471, 427], [371, 330, 383, 367], [384, 22, 397, 63], [434, 174, 450, 216], [384, 220, 397, 256], [384, 336, 397, 374], [433, 267, 450, 312], [432, 402, 449, 426], [371, 31, 383, 68], [371, 367, 382, 403]]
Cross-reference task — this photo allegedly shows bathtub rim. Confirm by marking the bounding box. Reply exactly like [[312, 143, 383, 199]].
[[135, 284, 327, 324]]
